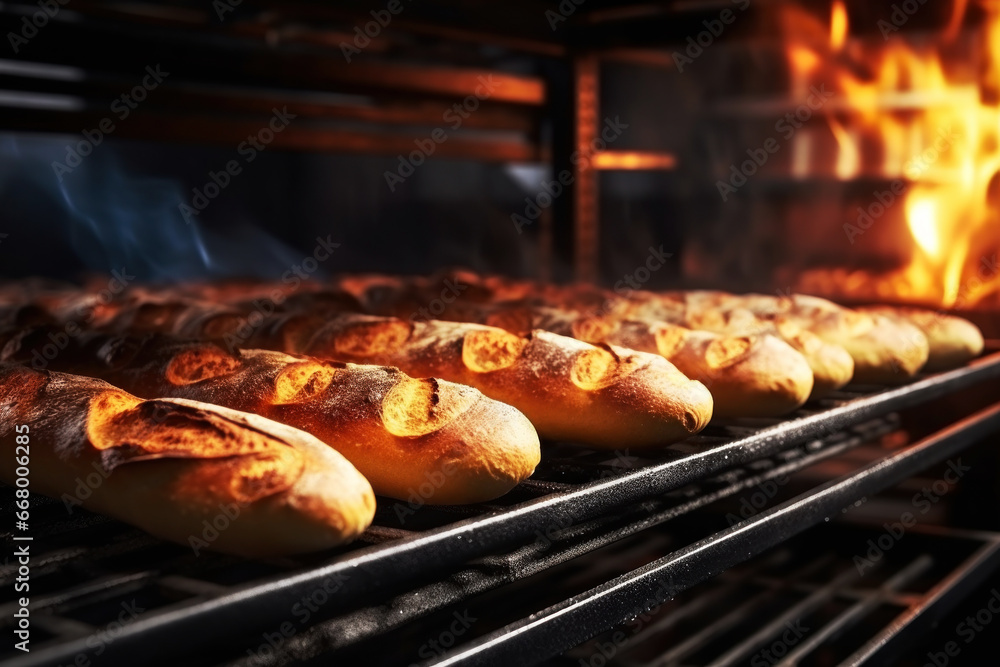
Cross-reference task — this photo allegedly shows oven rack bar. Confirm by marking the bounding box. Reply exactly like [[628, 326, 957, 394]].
[[557, 523, 1000, 667], [426, 399, 1000, 666], [216, 414, 899, 665], [6, 350, 1000, 667]]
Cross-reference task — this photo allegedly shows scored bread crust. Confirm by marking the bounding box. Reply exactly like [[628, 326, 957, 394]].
[[480, 303, 845, 404], [655, 292, 931, 385], [664, 307, 853, 400], [0, 329, 540, 505], [292, 314, 713, 448], [858, 306, 985, 372], [0, 364, 375, 557], [776, 309, 929, 384], [89, 299, 712, 446], [564, 318, 814, 417]]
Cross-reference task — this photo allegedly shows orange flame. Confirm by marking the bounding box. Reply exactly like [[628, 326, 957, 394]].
[[830, 1, 849, 51], [787, 1, 1000, 308]]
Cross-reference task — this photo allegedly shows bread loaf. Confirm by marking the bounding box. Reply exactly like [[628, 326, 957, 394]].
[[666, 307, 853, 400], [1, 329, 540, 504], [500, 303, 844, 404], [0, 364, 375, 557], [776, 309, 928, 384], [858, 306, 984, 372], [546, 315, 814, 417], [662, 292, 929, 386], [291, 314, 713, 448]]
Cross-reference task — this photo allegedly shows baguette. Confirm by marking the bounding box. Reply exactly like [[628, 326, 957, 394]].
[[545, 315, 814, 417], [288, 314, 713, 448], [858, 306, 984, 372], [776, 308, 928, 384], [664, 292, 930, 385], [674, 307, 853, 400], [1, 329, 540, 504], [0, 364, 375, 557], [509, 303, 846, 404], [507, 290, 849, 401]]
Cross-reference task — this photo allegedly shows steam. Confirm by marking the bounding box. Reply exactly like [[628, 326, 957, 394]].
[[0, 133, 306, 282]]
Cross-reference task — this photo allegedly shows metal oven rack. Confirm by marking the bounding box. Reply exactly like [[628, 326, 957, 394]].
[[3, 346, 1000, 666]]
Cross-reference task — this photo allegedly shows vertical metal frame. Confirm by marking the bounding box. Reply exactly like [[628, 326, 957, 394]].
[[573, 53, 601, 283]]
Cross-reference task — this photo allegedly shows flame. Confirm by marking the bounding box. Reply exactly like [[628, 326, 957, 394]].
[[830, 1, 849, 51], [906, 195, 940, 258], [783, 1, 1000, 308]]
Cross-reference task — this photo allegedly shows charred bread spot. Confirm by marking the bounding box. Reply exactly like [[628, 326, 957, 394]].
[[273, 361, 337, 404], [461, 328, 529, 373], [334, 320, 413, 358], [94, 334, 147, 370], [164, 345, 241, 385], [380, 376, 478, 438], [85, 394, 303, 502], [0, 327, 46, 364], [6, 304, 55, 327]]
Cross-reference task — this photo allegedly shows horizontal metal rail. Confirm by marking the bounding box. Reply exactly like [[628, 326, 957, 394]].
[[428, 399, 1000, 667], [8, 353, 1000, 667]]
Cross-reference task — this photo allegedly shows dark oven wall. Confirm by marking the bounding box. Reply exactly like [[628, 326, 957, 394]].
[[0, 134, 549, 282]]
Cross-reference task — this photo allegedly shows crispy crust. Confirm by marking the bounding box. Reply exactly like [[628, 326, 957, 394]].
[[298, 314, 713, 447], [467, 306, 825, 412], [663, 292, 930, 386], [569, 318, 814, 417], [0, 364, 374, 557], [859, 306, 984, 372], [1, 330, 540, 504], [778, 310, 928, 384]]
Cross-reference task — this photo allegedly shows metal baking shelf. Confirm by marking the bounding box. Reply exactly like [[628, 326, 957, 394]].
[[3, 347, 1000, 667]]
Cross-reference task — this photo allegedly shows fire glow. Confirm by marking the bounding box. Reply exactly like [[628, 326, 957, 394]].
[[789, 0, 1000, 307]]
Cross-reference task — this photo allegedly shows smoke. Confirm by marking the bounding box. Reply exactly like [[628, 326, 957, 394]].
[[0, 133, 304, 282]]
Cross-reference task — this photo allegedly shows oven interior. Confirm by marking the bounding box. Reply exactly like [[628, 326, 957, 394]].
[[2, 1, 1000, 666]]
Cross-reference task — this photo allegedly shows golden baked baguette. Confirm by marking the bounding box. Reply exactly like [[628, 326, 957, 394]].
[[776, 308, 928, 385], [769, 318, 855, 398], [858, 306, 984, 372], [664, 292, 929, 386], [0, 364, 374, 557], [546, 315, 814, 417], [288, 314, 713, 448], [671, 307, 853, 400], [0, 329, 539, 504], [517, 301, 846, 403]]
